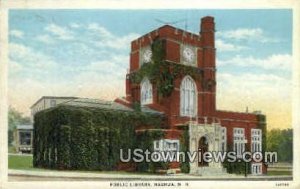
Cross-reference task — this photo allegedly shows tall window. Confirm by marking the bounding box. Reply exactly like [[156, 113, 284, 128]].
[[180, 76, 197, 117], [140, 77, 153, 105], [233, 128, 245, 156], [251, 129, 262, 152], [220, 127, 227, 152]]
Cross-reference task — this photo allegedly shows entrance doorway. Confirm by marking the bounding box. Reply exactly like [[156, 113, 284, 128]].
[[198, 136, 209, 167]]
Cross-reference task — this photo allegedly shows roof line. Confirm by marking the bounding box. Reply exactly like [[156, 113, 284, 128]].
[[57, 103, 134, 112], [30, 96, 78, 109], [134, 24, 200, 43], [56, 101, 164, 115]]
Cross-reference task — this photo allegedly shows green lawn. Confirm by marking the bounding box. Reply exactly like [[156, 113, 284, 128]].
[[8, 154, 35, 170], [267, 170, 292, 176], [7, 154, 154, 174]]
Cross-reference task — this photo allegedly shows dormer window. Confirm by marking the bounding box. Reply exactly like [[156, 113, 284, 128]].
[[140, 77, 153, 105]]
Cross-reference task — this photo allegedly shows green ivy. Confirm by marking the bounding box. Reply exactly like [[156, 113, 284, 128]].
[[223, 160, 251, 175], [180, 127, 190, 173], [222, 143, 251, 175], [33, 105, 163, 171], [135, 130, 167, 173]]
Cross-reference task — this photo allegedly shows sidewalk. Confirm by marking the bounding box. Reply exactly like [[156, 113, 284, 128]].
[[8, 153, 33, 156], [8, 169, 293, 181]]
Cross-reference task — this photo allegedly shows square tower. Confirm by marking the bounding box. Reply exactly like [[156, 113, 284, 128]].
[[125, 16, 216, 127]]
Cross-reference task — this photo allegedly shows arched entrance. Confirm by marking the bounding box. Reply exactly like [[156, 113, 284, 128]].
[[198, 136, 209, 167]]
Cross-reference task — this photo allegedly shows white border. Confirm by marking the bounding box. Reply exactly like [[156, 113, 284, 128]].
[[0, 5, 9, 188], [0, 0, 297, 9], [0, 0, 299, 189]]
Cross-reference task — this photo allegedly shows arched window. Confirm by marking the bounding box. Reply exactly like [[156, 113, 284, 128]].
[[140, 77, 153, 105], [180, 76, 197, 117]]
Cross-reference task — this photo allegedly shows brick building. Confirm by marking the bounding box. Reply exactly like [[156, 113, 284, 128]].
[[115, 16, 267, 175], [32, 16, 267, 176]]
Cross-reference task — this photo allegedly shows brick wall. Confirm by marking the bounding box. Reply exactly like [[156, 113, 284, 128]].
[[118, 16, 266, 173]]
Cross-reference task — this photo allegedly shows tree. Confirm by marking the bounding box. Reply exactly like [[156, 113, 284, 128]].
[[278, 129, 293, 162], [266, 128, 293, 162], [8, 107, 31, 146]]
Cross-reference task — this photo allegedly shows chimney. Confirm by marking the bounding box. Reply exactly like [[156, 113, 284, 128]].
[[200, 16, 216, 117], [200, 16, 215, 48]]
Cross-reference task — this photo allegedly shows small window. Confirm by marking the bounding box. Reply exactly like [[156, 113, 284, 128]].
[[50, 99, 56, 107], [19, 131, 32, 145], [153, 139, 180, 152], [252, 163, 262, 175], [153, 139, 180, 162]]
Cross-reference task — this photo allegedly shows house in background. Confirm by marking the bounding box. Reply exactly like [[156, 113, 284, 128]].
[[20, 96, 77, 153], [30, 96, 78, 122], [14, 125, 33, 153]]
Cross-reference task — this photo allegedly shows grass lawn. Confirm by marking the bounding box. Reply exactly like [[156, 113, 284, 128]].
[[267, 170, 292, 176], [8, 154, 35, 170], [8, 154, 154, 175]]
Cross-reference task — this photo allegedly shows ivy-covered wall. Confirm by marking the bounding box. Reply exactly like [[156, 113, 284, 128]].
[[180, 128, 190, 173], [33, 105, 163, 171], [223, 160, 251, 175], [135, 130, 167, 173], [222, 143, 251, 175]]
